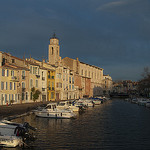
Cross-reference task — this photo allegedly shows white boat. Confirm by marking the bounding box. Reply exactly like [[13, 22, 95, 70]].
[[92, 99, 101, 105], [0, 120, 36, 148], [138, 98, 148, 106], [146, 101, 150, 108], [78, 99, 94, 107], [57, 101, 79, 112], [0, 135, 22, 148], [34, 103, 76, 119]]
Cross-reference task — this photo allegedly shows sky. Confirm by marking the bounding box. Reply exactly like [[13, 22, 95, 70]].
[[0, 0, 150, 81]]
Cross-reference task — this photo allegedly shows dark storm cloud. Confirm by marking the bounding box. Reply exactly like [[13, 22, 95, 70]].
[[0, 0, 150, 81]]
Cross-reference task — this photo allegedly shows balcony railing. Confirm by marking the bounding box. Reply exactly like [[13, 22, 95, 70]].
[[42, 88, 45, 91], [22, 76, 25, 80], [48, 75, 54, 79], [36, 75, 40, 78], [22, 88, 26, 92]]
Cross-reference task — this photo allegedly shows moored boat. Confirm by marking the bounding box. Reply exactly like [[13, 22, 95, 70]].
[[34, 103, 76, 119], [0, 120, 36, 148]]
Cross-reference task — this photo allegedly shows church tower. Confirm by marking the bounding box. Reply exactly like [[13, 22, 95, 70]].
[[48, 33, 60, 65]]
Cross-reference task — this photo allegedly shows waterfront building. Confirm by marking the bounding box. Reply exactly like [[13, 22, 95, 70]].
[[27, 58, 56, 101], [48, 33, 107, 98], [25, 59, 42, 102], [62, 57, 104, 97], [112, 80, 138, 95], [102, 75, 113, 95], [0, 52, 30, 105], [48, 34, 79, 100]]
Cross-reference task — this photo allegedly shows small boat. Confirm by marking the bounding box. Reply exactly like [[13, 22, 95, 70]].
[[138, 99, 148, 106], [78, 99, 94, 107], [57, 101, 79, 112], [0, 120, 36, 148], [146, 101, 150, 108], [34, 103, 76, 119]]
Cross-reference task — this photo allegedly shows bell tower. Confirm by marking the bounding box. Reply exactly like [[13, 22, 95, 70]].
[[48, 33, 60, 65]]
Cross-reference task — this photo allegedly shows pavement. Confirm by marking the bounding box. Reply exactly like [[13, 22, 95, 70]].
[[0, 101, 50, 120]]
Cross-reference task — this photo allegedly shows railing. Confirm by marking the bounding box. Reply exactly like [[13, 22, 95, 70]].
[[36, 75, 40, 78], [48, 75, 54, 79], [22, 88, 26, 92], [22, 76, 25, 80], [42, 88, 45, 91]]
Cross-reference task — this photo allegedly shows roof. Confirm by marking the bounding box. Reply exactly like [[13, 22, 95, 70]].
[[25, 60, 40, 66], [1, 63, 30, 71]]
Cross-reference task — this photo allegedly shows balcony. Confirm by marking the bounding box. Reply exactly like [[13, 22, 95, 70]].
[[22, 88, 26, 92], [11, 76, 19, 82], [42, 88, 45, 91], [22, 76, 25, 80], [36, 75, 40, 78], [42, 77, 45, 81]]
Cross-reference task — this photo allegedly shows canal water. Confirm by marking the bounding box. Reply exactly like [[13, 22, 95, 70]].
[[6, 99, 150, 149]]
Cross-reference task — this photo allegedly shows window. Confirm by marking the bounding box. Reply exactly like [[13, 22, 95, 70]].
[[1, 82, 4, 90], [52, 47, 53, 55], [14, 83, 16, 90], [36, 80, 38, 88], [51, 92, 54, 99], [81, 69, 83, 75], [22, 82, 25, 88], [56, 73, 61, 79], [26, 92, 28, 100], [5, 82, 8, 90], [2, 69, 5, 76], [12, 59, 15, 63], [72, 85, 74, 90], [33, 67, 37, 74], [10, 82, 12, 90], [5, 94, 7, 103], [15, 94, 17, 102], [22, 70, 25, 76], [85, 70, 87, 77], [69, 77, 71, 84], [30, 66, 32, 74], [7, 70, 9, 77], [30, 79, 33, 88], [11, 70, 14, 77], [69, 85, 71, 90], [52, 82, 54, 88], [72, 77, 74, 84], [89, 71, 90, 77]]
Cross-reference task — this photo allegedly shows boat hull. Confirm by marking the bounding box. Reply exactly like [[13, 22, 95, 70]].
[[0, 136, 22, 147], [35, 111, 76, 119]]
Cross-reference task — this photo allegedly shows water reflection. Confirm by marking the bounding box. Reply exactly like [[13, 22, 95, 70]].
[[9, 99, 150, 150]]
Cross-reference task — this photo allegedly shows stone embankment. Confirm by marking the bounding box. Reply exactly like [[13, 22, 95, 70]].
[[0, 101, 49, 120]]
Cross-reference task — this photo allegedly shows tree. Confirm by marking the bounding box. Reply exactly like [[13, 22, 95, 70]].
[[31, 87, 41, 102], [138, 67, 150, 97]]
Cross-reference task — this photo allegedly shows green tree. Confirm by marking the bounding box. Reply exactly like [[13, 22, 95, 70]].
[[31, 87, 41, 102]]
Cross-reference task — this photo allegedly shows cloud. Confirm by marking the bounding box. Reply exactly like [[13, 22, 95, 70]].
[[97, 0, 131, 11]]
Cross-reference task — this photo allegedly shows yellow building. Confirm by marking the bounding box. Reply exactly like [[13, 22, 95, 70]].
[[47, 69, 55, 101]]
